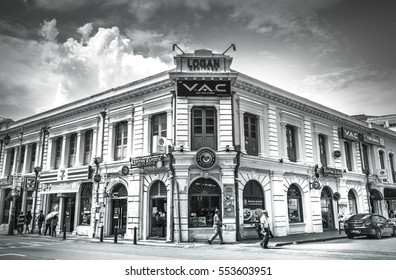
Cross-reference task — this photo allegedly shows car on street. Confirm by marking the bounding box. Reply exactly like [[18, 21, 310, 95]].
[[344, 213, 396, 239]]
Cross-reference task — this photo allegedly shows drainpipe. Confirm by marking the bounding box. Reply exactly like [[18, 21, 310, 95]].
[[168, 147, 175, 242], [231, 91, 241, 241]]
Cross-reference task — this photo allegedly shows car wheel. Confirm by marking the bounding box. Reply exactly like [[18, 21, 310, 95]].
[[392, 227, 396, 237], [374, 228, 382, 239], [347, 233, 354, 239]]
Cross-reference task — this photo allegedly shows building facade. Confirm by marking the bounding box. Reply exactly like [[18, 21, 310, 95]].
[[1, 49, 396, 242]]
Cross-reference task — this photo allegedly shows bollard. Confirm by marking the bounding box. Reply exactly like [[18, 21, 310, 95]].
[[114, 226, 118, 243], [133, 226, 137, 245], [63, 224, 66, 240], [100, 226, 104, 242]]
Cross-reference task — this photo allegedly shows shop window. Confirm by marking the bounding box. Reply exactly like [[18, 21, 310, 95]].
[[54, 137, 62, 169], [390, 153, 396, 183], [287, 184, 303, 223], [115, 122, 128, 160], [29, 143, 37, 172], [348, 190, 358, 214], [80, 183, 92, 225], [151, 113, 167, 153], [318, 134, 327, 167], [244, 113, 258, 156], [49, 194, 59, 213], [344, 141, 353, 171], [84, 130, 93, 165], [191, 107, 217, 150], [286, 125, 297, 162], [189, 178, 220, 228], [68, 133, 77, 167], [243, 180, 264, 224]]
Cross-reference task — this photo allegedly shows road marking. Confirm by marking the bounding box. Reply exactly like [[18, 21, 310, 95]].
[[0, 253, 26, 257]]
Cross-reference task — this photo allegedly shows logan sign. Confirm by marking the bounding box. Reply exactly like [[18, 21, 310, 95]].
[[177, 80, 231, 97]]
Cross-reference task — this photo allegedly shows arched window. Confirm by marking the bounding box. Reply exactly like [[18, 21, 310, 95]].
[[189, 178, 220, 227], [243, 180, 264, 223], [287, 184, 303, 223], [348, 190, 358, 214], [321, 186, 334, 229]]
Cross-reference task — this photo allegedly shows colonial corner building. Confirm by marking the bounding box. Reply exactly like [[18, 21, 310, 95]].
[[1, 49, 396, 242]]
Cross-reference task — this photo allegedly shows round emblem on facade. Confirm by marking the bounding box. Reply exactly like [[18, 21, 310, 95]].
[[120, 165, 129, 176], [333, 150, 342, 158], [156, 160, 163, 169], [311, 180, 321, 190], [93, 174, 102, 183], [195, 147, 217, 170], [333, 192, 341, 201]]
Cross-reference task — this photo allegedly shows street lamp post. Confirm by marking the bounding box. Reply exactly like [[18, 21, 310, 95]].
[[93, 156, 103, 238], [364, 169, 372, 213], [30, 166, 42, 233]]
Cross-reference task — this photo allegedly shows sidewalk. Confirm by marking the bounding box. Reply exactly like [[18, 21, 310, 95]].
[[2, 229, 347, 248]]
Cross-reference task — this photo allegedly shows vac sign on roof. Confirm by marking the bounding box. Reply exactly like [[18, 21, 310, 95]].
[[177, 80, 231, 97]]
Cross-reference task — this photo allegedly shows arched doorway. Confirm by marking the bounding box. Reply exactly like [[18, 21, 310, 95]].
[[149, 181, 167, 238], [321, 186, 334, 230], [348, 189, 358, 215], [370, 189, 384, 214], [243, 180, 264, 224], [111, 184, 128, 235], [188, 178, 221, 228]]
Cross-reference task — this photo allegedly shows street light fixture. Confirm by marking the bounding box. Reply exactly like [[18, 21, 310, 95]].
[[93, 156, 103, 238], [30, 166, 42, 233]]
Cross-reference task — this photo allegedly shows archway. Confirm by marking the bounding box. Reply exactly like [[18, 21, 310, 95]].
[[370, 189, 384, 214], [149, 180, 167, 238], [111, 184, 128, 235], [243, 180, 265, 224], [348, 189, 358, 215], [321, 186, 334, 230]]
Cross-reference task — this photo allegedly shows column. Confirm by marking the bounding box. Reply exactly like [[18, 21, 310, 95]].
[[12, 148, 17, 174], [258, 116, 266, 157], [333, 126, 341, 168], [268, 105, 279, 158], [34, 142, 40, 168], [127, 118, 133, 157], [304, 117, 314, 164], [73, 190, 81, 234], [107, 123, 114, 162], [239, 111, 246, 153], [46, 138, 53, 170], [280, 122, 288, 161], [22, 144, 29, 173], [313, 131, 320, 164], [58, 197, 64, 235], [75, 131, 83, 166], [166, 110, 173, 144], [1, 150, 8, 177], [92, 127, 98, 159], [143, 115, 150, 155], [60, 135, 68, 169]]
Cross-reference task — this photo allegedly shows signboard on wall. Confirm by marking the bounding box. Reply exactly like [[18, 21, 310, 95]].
[[341, 127, 361, 141], [130, 155, 163, 168], [177, 80, 231, 97]]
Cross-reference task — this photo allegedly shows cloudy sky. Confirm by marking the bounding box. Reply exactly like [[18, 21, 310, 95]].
[[0, 0, 395, 121]]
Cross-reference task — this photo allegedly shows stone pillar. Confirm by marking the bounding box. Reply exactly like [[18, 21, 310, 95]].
[[304, 117, 314, 164], [1, 149, 8, 177], [75, 131, 83, 166], [258, 116, 266, 157], [239, 111, 246, 153], [107, 123, 114, 162], [12, 148, 17, 174], [143, 115, 150, 155], [280, 122, 288, 161], [268, 105, 279, 158], [127, 118, 133, 157], [60, 135, 68, 169], [270, 171, 287, 236], [46, 138, 53, 170], [166, 110, 173, 145], [333, 126, 341, 168], [74, 190, 81, 234], [22, 144, 29, 173], [58, 196, 64, 235], [92, 128, 98, 159]]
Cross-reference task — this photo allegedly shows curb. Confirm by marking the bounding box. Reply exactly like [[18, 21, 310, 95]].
[[273, 236, 347, 247]]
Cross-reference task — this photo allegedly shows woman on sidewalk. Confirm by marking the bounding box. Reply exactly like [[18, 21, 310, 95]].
[[51, 215, 59, 237]]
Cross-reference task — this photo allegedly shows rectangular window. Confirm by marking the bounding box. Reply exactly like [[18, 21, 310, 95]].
[[84, 130, 93, 165], [30, 143, 37, 172], [55, 138, 62, 169], [361, 144, 369, 172], [390, 154, 396, 183], [344, 141, 353, 171], [115, 122, 128, 160], [244, 113, 258, 156], [18, 146, 25, 173], [379, 150, 385, 170], [191, 107, 217, 150], [286, 125, 297, 162], [318, 134, 327, 167], [68, 134, 77, 167], [151, 113, 167, 153]]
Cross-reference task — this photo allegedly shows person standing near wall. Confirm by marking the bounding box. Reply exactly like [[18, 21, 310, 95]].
[[259, 210, 271, 249]]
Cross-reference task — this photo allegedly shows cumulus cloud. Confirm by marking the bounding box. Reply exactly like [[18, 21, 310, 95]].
[[0, 19, 171, 119]]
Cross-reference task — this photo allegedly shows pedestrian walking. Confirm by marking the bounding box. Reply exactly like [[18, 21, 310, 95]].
[[44, 216, 52, 236], [17, 211, 26, 234], [259, 210, 271, 249], [208, 209, 225, 245], [25, 211, 32, 233], [37, 210, 45, 235], [51, 214, 58, 237]]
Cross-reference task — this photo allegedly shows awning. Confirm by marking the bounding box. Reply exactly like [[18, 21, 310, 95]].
[[41, 181, 80, 194], [384, 188, 396, 200]]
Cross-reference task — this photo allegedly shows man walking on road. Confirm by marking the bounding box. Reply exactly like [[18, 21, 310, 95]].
[[260, 210, 271, 249], [208, 209, 225, 245], [37, 210, 45, 235]]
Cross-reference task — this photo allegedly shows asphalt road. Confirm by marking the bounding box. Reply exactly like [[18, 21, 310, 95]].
[[0, 234, 395, 260]]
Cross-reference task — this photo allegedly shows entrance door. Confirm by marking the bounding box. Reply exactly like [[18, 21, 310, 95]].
[[112, 198, 127, 235], [321, 187, 334, 230], [63, 197, 75, 232], [149, 181, 167, 238]]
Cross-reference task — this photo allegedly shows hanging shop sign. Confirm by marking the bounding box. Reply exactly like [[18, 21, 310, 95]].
[[177, 80, 231, 97], [322, 166, 343, 178], [362, 134, 385, 147], [130, 155, 164, 168], [194, 147, 217, 170], [341, 127, 361, 141]]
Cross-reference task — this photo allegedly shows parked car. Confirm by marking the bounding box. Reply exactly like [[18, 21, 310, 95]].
[[389, 213, 396, 224], [344, 213, 396, 239]]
